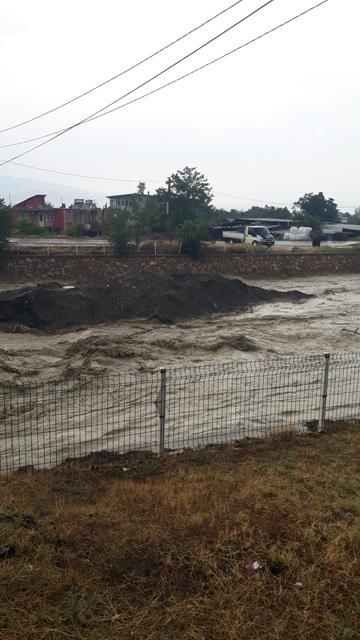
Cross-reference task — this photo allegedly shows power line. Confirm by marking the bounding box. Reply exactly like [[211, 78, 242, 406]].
[[0, 2, 330, 184], [2, 164, 355, 209], [215, 191, 291, 206], [0, 0, 248, 135], [0, 0, 276, 167], [215, 191, 359, 210], [0, 158, 163, 182], [1, 0, 329, 154]]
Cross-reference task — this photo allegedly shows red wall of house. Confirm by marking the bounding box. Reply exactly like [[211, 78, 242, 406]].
[[53, 209, 66, 234]]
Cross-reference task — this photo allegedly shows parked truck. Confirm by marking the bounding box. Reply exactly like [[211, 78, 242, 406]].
[[212, 225, 275, 247]]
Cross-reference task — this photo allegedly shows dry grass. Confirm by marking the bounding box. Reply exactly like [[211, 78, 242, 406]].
[[205, 242, 271, 255], [1, 427, 360, 639]]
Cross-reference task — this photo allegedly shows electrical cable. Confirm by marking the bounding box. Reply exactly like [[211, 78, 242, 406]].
[[0, 159, 163, 182], [0, 0, 277, 167], [0, 0, 248, 134], [215, 191, 291, 206], [215, 191, 359, 210], [0, 0, 328, 157]]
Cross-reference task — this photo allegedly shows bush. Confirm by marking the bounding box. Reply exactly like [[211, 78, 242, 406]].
[[245, 243, 271, 254], [65, 223, 87, 238], [180, 238, 203, 260], [204, 242, 271, 255], [105, 211, 130, 257], [17, 219, 49, 236], [176, 217, 206, 261]]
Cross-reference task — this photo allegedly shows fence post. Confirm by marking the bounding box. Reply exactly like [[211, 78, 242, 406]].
[[319, 353, 330, 432], [159, 368, 166, 455]]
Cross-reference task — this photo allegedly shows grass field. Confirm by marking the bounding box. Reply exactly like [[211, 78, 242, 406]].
[[1, 426, 360, 639]]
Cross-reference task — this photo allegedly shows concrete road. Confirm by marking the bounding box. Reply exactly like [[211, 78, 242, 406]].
[[9, 237, 109, 246], [8, 237, 359, 252]]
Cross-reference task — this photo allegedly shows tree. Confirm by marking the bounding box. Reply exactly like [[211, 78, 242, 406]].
[[166, 166, 213, 204], [157, 167, 213, 234], [292, 212, 322, 234], [143, 199, 168, 234], [105, 210, 130, 257], [0, 199, 12, 260], [129, 197, 150, 248], [293, 192, 340, 223], [176, 216, 207, 260], [348, 207, 360, 225], [242, 205, 291, 219]]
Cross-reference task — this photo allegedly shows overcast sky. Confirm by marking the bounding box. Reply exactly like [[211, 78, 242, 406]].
[[0, 0, 358, 211]]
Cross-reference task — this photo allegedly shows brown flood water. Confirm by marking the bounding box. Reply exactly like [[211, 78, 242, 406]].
[[1, 273, 360, 471], [0, 273, 359, 383]]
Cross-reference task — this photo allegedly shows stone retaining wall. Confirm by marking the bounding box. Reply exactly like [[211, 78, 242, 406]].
[[3, 253, 360, 281]]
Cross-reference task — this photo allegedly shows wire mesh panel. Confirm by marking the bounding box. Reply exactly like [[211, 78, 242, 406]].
[[326, 352, 360, 422], [0, 373, 160, 473], [164, 356, 325, 450], [1, 352, 360, 473]]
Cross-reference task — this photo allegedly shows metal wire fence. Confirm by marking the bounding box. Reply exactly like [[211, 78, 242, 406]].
[[1, 351, 360, 473]]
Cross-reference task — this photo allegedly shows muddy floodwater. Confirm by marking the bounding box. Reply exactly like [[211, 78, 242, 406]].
[[1, 273, 360, 471], [0, 273, 359, 382]]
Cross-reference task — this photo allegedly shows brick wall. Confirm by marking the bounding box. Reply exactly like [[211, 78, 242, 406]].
[[2, 253, 360, 282]]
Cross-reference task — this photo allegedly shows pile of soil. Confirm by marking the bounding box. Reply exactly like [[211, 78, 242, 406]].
[[0, 272, 310, 329]]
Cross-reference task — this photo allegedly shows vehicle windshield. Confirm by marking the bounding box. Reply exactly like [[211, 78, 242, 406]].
[[249, 227, 272, 238]]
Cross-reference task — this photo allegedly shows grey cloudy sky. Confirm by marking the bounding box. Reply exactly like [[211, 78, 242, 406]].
[[0, 0, 358, 211]]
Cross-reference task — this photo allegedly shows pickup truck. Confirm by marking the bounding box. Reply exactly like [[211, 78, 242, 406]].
[[213, 225, 275, 247]]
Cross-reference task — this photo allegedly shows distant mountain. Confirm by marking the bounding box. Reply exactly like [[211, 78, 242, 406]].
[[0, 176, 108, 207]]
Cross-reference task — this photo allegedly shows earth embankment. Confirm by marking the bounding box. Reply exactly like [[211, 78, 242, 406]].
[[0, 272, 309, 329]]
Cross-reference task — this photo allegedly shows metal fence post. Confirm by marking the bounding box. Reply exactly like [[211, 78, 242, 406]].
[[159, 368, 167, 454], [319, 353, 330, 432]]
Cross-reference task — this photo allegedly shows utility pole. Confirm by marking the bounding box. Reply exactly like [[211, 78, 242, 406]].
[[166, 177, 171, 216]]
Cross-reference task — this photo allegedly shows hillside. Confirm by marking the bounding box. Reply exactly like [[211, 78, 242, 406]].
[[0, 176, 106, 207]]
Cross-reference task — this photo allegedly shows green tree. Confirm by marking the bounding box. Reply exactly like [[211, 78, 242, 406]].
[[292, 212, 322, 233], [293, 192, 340, 223], [129, 197, 150, 248], [242, 205, 291, 219], [176, 216, 207, 260], [157, 167, 213, 234], [143, 199, 168, 234], [0, 199, 12, 260], [348, 207, 360, 225], [105, 210, 130, 257]]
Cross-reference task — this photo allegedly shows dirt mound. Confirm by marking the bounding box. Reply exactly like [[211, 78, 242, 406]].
[[0, 272, 310, 329]]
